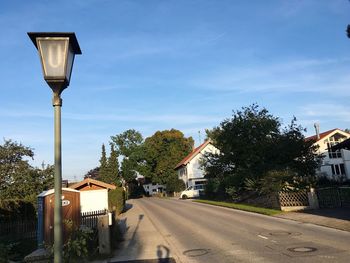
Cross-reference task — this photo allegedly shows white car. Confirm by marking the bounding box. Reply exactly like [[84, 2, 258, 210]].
[[180, 184, 205, 199]]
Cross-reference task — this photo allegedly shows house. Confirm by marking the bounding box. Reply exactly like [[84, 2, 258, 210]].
[[306, 127, 350, 180], [69, 178, 116, 213], [174, 140, 219, 188], [143, 182, 166, 196]]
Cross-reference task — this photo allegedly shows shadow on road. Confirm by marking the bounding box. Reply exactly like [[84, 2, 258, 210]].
[[301, 207, 350, 221], [123, 203, 134, 213]]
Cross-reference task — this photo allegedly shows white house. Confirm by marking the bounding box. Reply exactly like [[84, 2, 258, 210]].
[[306, 127, 350, 180], [143, 183, 166, 196], [69, 178, 116, 213], [174, 140, 219, 187]]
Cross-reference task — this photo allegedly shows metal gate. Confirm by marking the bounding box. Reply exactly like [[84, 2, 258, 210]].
[[316, 187, 350, 208]]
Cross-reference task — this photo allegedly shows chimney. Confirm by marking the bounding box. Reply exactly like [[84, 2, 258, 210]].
[[314, 123, 320, 140]]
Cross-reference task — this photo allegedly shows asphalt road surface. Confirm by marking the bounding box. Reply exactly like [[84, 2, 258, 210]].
[[136, 198, 350, 263]]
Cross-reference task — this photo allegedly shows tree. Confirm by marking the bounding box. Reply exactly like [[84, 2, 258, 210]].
[[203, 104, 319, 198], [111, 129, 143, 157], [107, 143, 119, 185], [141, 129, 194, 192], [0, 139, 54, 203], [98, 144, 120, 185], [84, 167, 100, 179], [98, 144, 108, 182], [111, 129, 143, 183]]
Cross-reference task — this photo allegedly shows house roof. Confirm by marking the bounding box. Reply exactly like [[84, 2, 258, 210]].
[[174, 140, 212, 170], [305, 128, 342, 142], [69, 178, 116, 190]]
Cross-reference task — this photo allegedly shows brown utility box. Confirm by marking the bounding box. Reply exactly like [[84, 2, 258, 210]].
[[37, 188, 80, 245]]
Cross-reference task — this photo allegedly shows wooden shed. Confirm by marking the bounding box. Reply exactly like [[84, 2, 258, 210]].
[[69, 178, 116, 213]]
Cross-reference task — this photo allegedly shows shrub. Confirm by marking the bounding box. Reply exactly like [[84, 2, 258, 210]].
[[108, 188, 125, 215], [46, 222, 96, 263], [0, 199, 36, 220], [0, 243, 9, 263]]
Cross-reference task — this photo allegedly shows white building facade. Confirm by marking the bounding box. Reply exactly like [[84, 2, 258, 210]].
[[69, 178, 116, 213], [143, 183, 166, 195], [175, 140, 219, 188], [307, 128, 350, 180]]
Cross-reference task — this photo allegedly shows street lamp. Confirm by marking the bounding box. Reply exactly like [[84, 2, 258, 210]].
[[28, 32, 82, 263]]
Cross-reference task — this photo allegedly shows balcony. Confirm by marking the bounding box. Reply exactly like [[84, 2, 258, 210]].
[[328, 151, 342, 159]]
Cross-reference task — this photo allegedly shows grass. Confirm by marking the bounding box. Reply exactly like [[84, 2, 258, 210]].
[[194, 199, 282, 216]]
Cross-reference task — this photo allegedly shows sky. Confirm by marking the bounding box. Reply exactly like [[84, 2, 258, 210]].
[[1, 0, 350, 181]]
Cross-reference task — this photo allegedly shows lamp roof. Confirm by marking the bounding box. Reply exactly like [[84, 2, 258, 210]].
[[27, 32, 82, 54]]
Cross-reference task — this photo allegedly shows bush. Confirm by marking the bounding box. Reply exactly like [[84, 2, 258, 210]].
[[0, 243, 9, 263], [46, 222, 96, 263], [108, 188, 125, 215], [0, 199, 36, 220]]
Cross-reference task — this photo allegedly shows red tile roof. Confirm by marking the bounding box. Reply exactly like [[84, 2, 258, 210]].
[[305, 128, 347, 142], [174, 140, 211, 170]]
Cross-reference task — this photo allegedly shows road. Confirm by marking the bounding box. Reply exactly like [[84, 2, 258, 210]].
[[135, 197, 350, 263]]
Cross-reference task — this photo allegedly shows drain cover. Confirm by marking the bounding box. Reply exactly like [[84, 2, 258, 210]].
[[269, 231, 291, 236], [288, 247, 317, 253], [183, 249, 209, 257]]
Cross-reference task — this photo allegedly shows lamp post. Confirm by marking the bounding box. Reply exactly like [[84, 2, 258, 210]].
[[28, 32, 82, 263]]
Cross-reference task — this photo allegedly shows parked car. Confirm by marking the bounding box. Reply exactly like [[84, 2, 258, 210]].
[[180, 184, 205, 199]]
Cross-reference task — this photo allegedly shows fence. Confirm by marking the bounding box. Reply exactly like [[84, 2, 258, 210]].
[[0, 219, 37, 240], [278, 191, 310, 211], [316, 187, 350, 208], [81, 209, 107, 229]]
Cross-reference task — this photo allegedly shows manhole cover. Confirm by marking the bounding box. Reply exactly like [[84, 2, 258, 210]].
[[288, 247, 317, 253], [269, 231, 291, 236], [183, 249, 209, 257]]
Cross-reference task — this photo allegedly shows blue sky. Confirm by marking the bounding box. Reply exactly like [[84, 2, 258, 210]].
[[1, 0, 350, 180]]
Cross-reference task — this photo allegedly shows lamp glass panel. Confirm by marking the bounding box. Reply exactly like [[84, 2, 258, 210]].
[[66, 45, 75, 82], [37, 38, 68, 79]]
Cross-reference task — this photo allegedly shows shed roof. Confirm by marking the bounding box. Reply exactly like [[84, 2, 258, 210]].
[[38, 187, 79, 197], [69, 178, 116, 191]]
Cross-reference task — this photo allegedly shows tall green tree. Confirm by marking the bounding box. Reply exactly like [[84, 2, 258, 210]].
[[111, 129, 143, 157], [141, 129, 193, 191], [99, 144, 108, 182], [111, 129, 143, 183], [203, 104, 319, 198], [0, 139, 54, 203], [107, 143, 119, 185]]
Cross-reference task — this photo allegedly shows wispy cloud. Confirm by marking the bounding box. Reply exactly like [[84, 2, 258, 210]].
[[63, 112, 221, 125], [0, 108, 221, 126], [300, 103, 350, 122], [189, 57, 350, 94]]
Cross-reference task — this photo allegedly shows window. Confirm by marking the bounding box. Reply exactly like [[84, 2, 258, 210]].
[[340, 164, 346, 175], [329, 151, 341, 158], [335, 165, 340, 175], [331, 164, 346, 176]]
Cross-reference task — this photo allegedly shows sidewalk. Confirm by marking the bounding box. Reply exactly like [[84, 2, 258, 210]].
[[105, 199, 176, 263], [275, 208, 350, 232]]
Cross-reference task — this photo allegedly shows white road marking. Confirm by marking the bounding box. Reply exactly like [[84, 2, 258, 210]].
[[257, 235, 268, 240]]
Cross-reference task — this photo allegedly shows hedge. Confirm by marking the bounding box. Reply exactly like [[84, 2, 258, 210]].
[[0, 199, 36, 221], [108, 188, 125, 215]]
